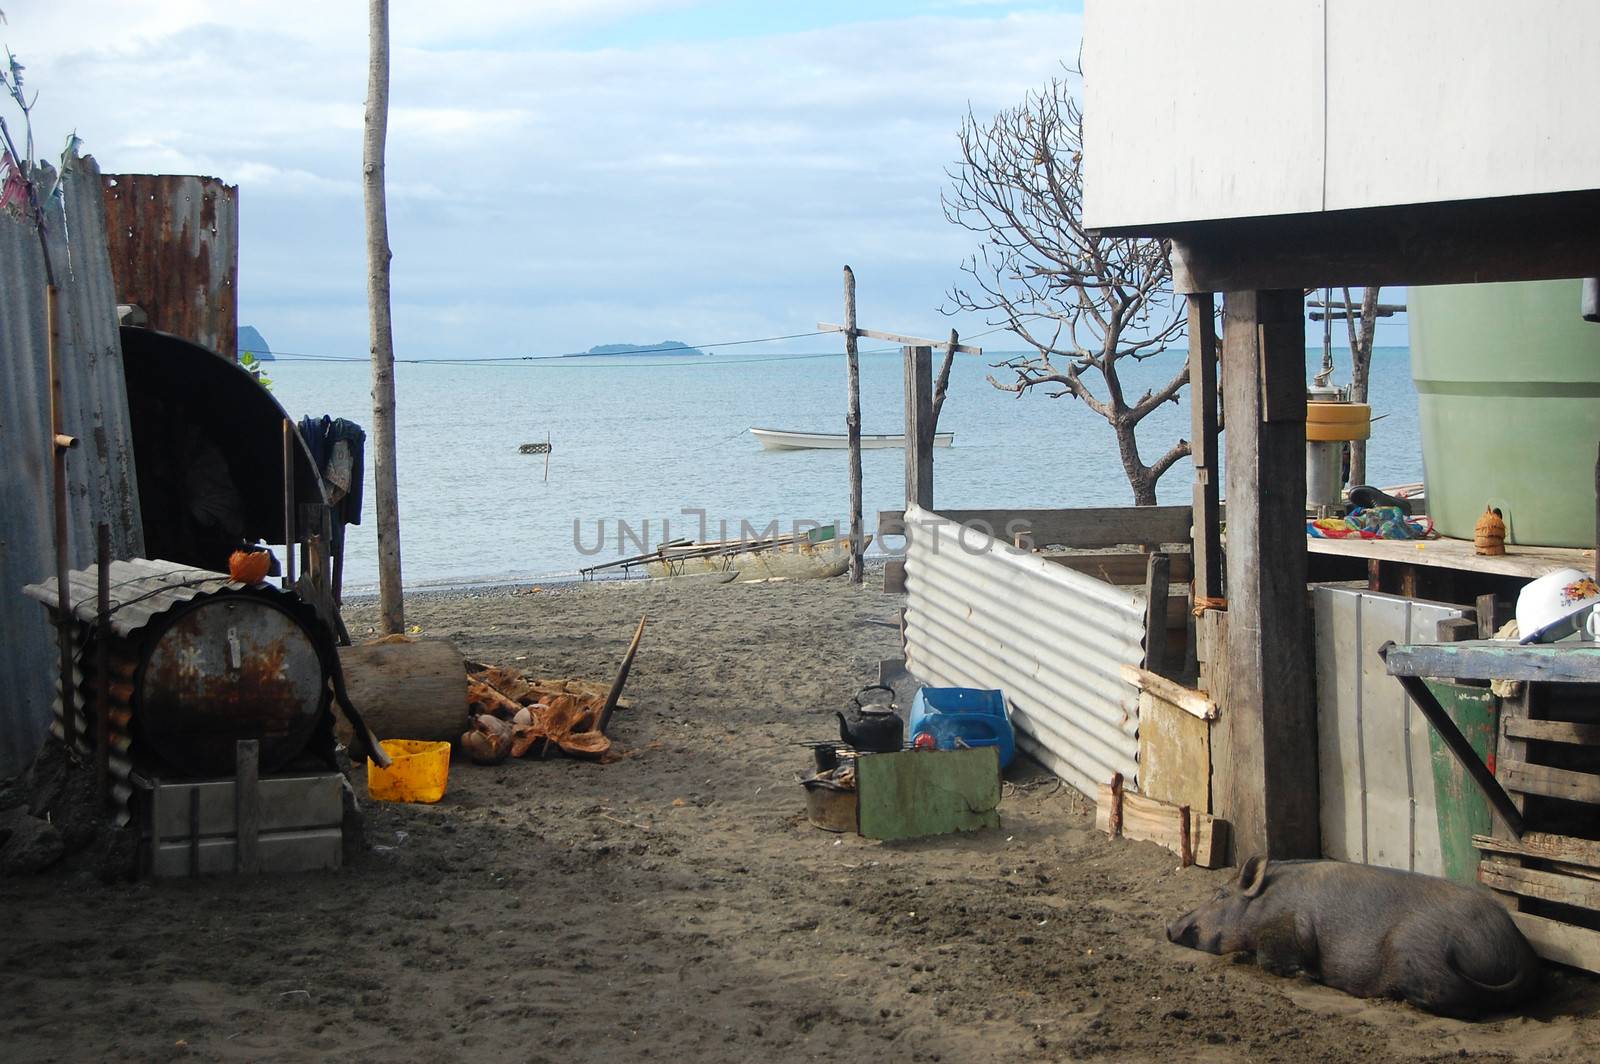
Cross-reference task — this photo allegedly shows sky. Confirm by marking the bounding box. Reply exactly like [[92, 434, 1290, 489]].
[[6, 1, 1402, 361], [6, 1, 1103, 361]]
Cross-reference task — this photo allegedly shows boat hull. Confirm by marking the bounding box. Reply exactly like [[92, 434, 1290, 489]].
[[750, 427, 954, 451], [645, 536, 869, 581]]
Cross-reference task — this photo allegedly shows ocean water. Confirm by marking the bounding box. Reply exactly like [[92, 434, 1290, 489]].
[[265, 345, 1422, 590]]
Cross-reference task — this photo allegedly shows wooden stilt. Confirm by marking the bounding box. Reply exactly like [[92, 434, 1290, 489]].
[[904, 345, 933, 511], [844, 266, 863, 584], [1221, 289, 1319, 860]]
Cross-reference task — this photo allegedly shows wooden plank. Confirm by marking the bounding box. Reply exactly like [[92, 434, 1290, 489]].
[[1143, 552, 1172, 676], [1137, 690, 1212, 812], [1095, 783, 1228, 868], [1500, 761, 1600, 804], [894, 506, 1192, 549], [1221, 289, 1318, 859], [1504, 718, 1600, 745], [1509, 911, 1600, 975], [1382, 641, 1600, 684], [882, 559, 907, 595], [1121, 664, 1218, 721], [1162, 188, 1600, 295], [1306, 535, 1597, 581], [1479, 859, 1600, 911], [1187, 293, 1222, 601], [1039, 550, 1194, 586], [903, 346, 933, 510], [817, 322, 982, 355], [234, 740, 260, 875], [856, 747, 1000, 841], [1474, 832, 1600, 870]]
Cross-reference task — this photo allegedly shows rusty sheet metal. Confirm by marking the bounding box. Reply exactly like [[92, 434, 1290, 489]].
[[0, 150, 145, 777], [901, 506, 1147, 798], [101, 173, 238, 359]]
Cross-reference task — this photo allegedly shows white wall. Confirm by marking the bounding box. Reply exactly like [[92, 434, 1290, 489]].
[[1085, 0, 1600, 229]]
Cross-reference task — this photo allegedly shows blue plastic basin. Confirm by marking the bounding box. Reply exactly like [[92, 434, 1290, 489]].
[[908, 687, 1015, 769]]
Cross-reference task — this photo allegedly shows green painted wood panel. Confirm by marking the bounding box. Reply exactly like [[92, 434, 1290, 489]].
[[855, 748, 1001, 841]]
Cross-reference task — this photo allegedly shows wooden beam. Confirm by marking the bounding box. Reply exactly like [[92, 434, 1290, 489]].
[[1121, 664, 1219, 721], [1500, 761, 1600, 804], [1042, 551, 1194, 586], [880, 506, 1193, 548], [1221, 289, 1318, 859], [904, 346, 934, 510], [1187, 293, 1222, 601], [818, 322, 982, 355], [1480, 859, 1600, 911], [1153, 189, 1600, 294], [1475, 832, 1600, 871], [1382, 642, 1600, 684], [1503, 719, 1600, 746]]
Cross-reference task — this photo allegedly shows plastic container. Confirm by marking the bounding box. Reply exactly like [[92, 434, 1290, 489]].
[[908, 687, 1015, 769], [1410, 279, 1600, 547], [367, 739, 451, 803]]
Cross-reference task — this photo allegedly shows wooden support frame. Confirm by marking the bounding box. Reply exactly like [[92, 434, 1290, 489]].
[[880, 506, 1193, 549], [819, 322, 983, 355], [1220, 289, 1318, 859], [1187, 293, 1222, 602], [1143, 552, 1171, 676]]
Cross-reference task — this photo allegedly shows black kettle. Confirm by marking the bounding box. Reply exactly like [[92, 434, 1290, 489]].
[[837, 685, 903, 753]]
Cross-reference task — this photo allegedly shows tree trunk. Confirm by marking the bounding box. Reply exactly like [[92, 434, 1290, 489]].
[[932, 328, 959, 430], [1114, 420, 1159, 506], [364, 0, 404, 634], [1346, 286, 1379, 487]]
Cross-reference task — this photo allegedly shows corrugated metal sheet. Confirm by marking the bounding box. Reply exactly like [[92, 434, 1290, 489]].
[[902, 506, 1147, 798], [101, 173, 239, 360], [1312, 585, 1469, 877], [22, 558, 244, 637], [0, 149, 145, 777]]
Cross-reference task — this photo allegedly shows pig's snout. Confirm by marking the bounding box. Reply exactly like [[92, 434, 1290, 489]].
[[1167, 909, 1200, 947]]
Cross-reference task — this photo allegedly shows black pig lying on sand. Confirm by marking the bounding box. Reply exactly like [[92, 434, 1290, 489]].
[[1167, 856, 1540, 1018]]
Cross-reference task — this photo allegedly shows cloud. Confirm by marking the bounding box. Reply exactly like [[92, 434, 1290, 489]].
[[9, 3, 1083, 357]]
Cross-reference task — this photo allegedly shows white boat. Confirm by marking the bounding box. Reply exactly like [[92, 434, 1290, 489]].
[[645, 531, 870, 582], [750, 427, 955, 451]]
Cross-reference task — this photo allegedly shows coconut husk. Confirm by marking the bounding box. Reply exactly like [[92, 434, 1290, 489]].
[[462, 714, 514, 764], [557, 731, 611, 758], [468, 679, 524, 719]]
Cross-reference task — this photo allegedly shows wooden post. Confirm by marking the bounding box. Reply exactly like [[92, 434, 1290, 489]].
[[365, 0, 404, 633], [282, 420, 296, 590], [235, 739, 260, 875], [95, 525, 111, 803], [1143, 551, 1172, 676], [844, 266, 863, 584], [904, 345, 933, 511], [1187, 293, 1222, 601], [1221, 289, 1318, 860]]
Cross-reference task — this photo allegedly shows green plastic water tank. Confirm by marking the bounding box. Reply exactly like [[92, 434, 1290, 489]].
[[1409, 279, 1600, 547]]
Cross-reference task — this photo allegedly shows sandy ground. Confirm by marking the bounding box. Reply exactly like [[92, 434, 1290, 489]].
[[4, 572, 1600, 1062]]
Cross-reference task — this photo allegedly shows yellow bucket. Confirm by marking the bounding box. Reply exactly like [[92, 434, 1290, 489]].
[[367, 739, 451, 803]]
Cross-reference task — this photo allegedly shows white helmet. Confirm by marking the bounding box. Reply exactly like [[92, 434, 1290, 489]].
[[1516, 567, 1600, 644]]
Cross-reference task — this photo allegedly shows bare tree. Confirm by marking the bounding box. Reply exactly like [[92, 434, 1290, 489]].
[[944, 75, 1188, 505]]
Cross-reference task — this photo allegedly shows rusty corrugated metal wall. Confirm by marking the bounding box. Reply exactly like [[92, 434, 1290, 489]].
[[0, 149, 145, 777], [101, 173, 238, 360]]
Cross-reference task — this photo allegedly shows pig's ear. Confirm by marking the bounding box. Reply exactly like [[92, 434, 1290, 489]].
[[1238, 855, 1269, 897]]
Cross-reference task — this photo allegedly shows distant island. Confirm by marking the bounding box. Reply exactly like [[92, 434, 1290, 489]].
[[237, 324, 274, 361], [566, 340, 708, 358]]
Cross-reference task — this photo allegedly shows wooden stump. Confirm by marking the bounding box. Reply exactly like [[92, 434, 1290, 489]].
[[335, 637, 466, 747]]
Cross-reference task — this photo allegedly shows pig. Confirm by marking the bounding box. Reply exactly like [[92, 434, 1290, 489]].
[[1166, 856, 1540, 1018]]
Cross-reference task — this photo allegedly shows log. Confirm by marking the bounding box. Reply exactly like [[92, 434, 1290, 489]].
[[334, 637, 466, 746]]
